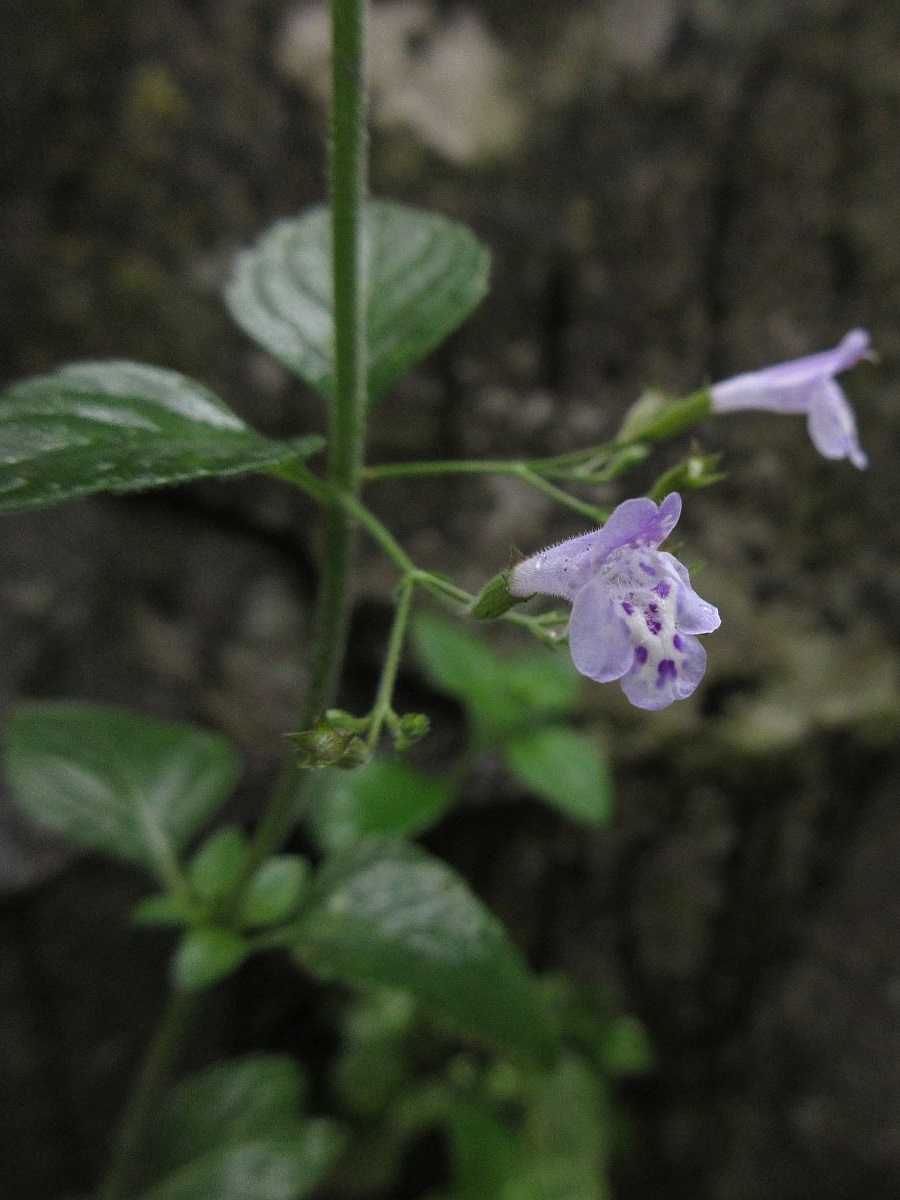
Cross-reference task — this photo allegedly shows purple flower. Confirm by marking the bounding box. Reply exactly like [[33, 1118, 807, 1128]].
[[509, 493, 720, 710], [710, 329, 872, 469]]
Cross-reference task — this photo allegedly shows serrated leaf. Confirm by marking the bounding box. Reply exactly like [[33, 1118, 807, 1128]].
[[3, 703, 241, 876], [505, 728, 614, 825], [305, 759, 454, 853], [139, 1126, 342, 1200], [291, 840, 556, 1064], [148, 1055, 308, 1182], [225, 200, 489, 407], [0, 360, 322, 513]]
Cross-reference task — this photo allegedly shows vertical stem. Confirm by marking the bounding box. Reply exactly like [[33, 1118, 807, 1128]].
[[246, 0, 370, 867], [96, 9, 371, 1195], [303, 0, 369, 725], [96, 992, 199, 1200]]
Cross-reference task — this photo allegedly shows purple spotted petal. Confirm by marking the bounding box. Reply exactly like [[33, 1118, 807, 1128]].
[[509, 493, 682, 600], [807, 379, 868, 469], [568, 578, 634, 682], [505, 492, 718, 711], [656, 552, 722, 634], [620, 634, 707, 711]]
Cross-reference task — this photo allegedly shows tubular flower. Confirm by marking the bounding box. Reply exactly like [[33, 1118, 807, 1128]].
[[509, 493, 720, 710], [710, 328, 872, 469]]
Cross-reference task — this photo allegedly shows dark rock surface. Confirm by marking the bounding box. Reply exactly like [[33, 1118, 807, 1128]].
[[1, 1, 899, 1196]]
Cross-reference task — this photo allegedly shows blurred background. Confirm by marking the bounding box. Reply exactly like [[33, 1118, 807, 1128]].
[[1, 0, 899, 1196]]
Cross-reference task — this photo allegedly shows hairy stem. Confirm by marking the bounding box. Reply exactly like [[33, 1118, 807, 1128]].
[[303, 0, 369, 724], [249, 0, 370, 866]]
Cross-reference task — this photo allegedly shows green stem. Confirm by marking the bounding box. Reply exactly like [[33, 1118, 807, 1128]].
[[515, 467, 609, 523], [97, 7, 372, 1195], [362, 460, 609, 523], [249, 0, 370, 867], [96, 991, 199, 1200], [276, 463, 569, 642], [366, 574, 415, 749], [361, 458, 526, 480], [303, 0, 369, 724]]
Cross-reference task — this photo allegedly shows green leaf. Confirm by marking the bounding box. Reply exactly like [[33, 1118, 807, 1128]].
[[0, 360, 322, 514], [412, 612, 503, 704], [148, 1055, 308, 1181], [524, 1054, 610, 1174], [504, 728, 613, 826], [306, 759, 454, 854], [132, 892, 196, 928], [225, 200, 490, 407], [501, 1158, 607, 1200], [172, 928, 248, 992], [291, 840, 556, 1064], [412, 614, 580, 744], [502, 654, 582, 722], [331, 990, 417, 1117], [139, 1127, 342, 1200], [601, 1014, 654, 1076], [188, 826, 251, 903], [446, 1100, 521, 1199], [239, 856, 310, 928], [3, 702, 241, 875]]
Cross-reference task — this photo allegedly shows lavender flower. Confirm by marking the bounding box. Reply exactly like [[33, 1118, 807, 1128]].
[[509, 493, 720, 710], [710, 329, 872, 469]]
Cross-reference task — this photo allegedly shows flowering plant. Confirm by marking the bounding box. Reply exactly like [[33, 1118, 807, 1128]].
[[510, 494, 721, 709], [0, 1, 874, 1197]]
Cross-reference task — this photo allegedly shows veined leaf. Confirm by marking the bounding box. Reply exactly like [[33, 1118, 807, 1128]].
[[3, 703, 240, 876], [291, 839, 556, 1064], [0, 360, 321, 513], [225, 200, 489, 407]]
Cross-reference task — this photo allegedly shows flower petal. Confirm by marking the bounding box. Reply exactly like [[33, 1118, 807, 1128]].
[[710, 329, 872, 414], [509, 529, 605, 600], [711, 375, 811, 414], [568, 578, 634, 683], [807, 379, 869, 469], [591, 492, 682, 560], [509, 493, 683, 601], [620, 633, 707, 710], [655, 552, 721, 634]]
